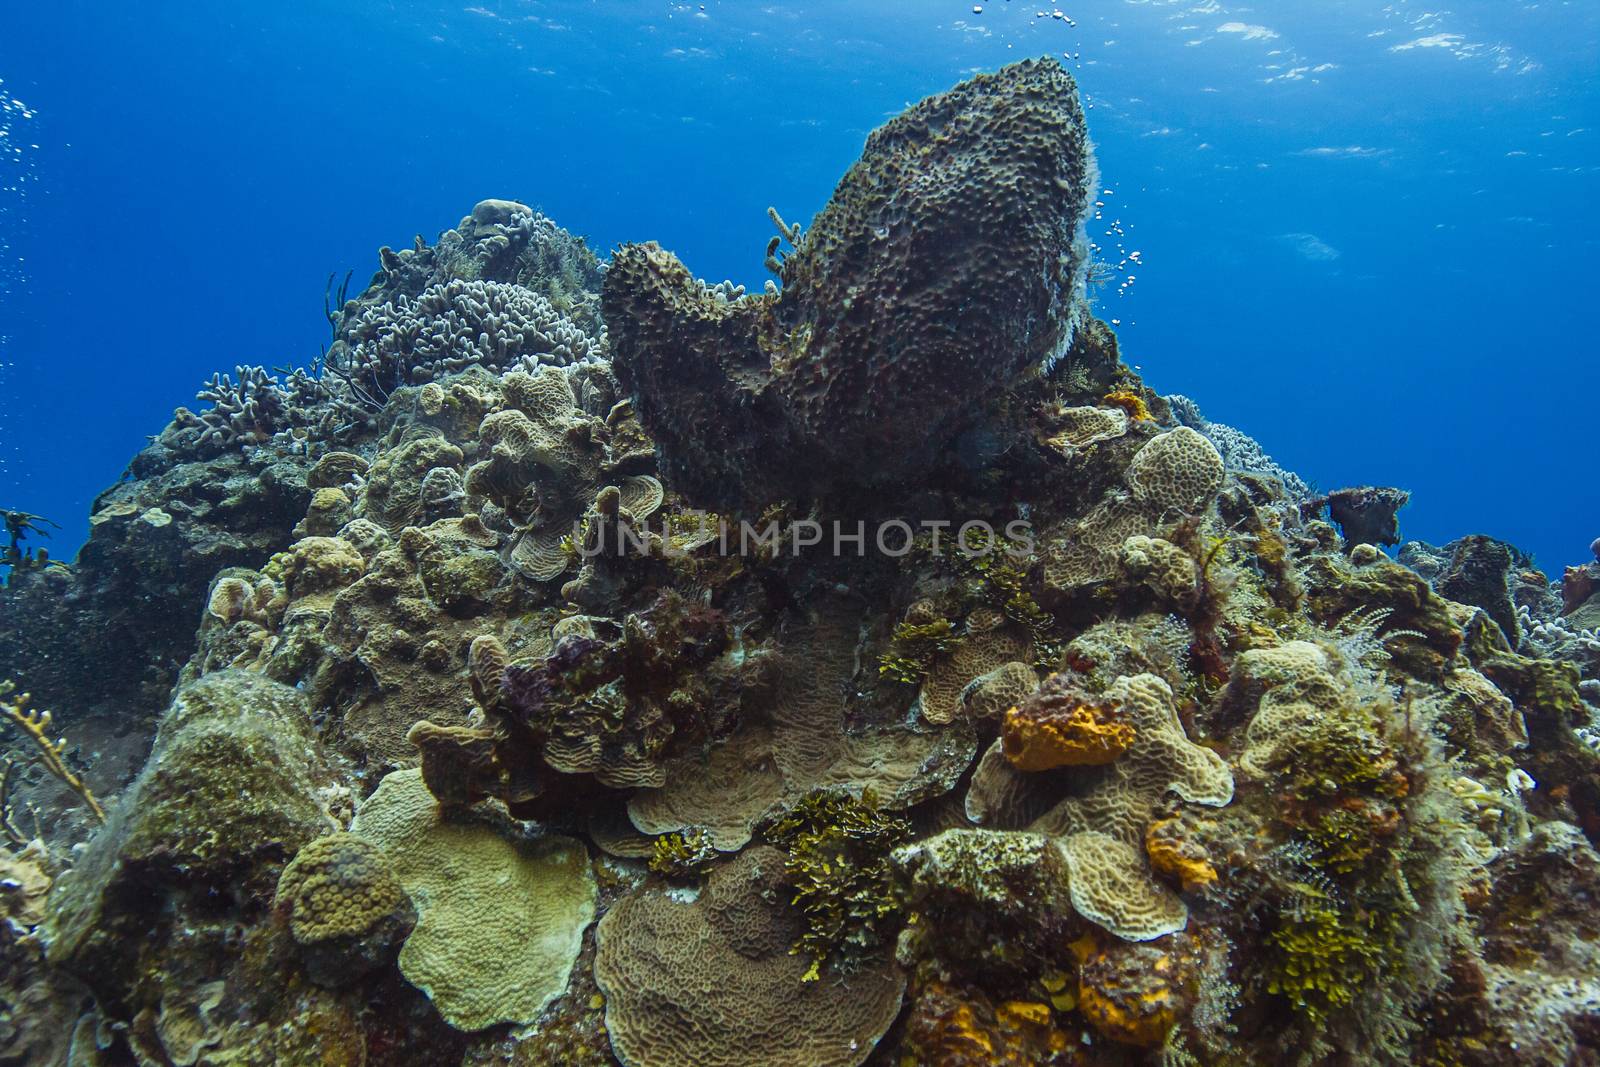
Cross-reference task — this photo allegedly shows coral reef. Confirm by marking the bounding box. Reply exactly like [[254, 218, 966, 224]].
[[1402, 534, 1526, 645], [5, 58, 1599, 1067], [0, 448, 314, 736]]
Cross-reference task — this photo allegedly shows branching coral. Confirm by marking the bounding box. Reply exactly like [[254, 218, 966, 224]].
[[0, 680, 104, 823], [1, 509, 64, 577], [180, 365, 300, 449], [330, 278, 604, 409]]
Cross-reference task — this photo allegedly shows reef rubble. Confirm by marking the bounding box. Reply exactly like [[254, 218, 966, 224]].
[[3, 55, 1599, 1067]]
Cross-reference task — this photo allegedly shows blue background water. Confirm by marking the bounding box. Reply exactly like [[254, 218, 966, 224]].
[[2, 1, 1596, 571]]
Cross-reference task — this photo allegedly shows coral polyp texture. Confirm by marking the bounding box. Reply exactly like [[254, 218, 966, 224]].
[[1127, 426, 1227, 516], [351, 769, 597, 1031], [593, 846, 905, 1067], [3, 55, 1599, 1067]]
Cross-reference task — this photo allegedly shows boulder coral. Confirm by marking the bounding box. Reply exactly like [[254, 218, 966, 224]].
[[275, 831, 417, 987]]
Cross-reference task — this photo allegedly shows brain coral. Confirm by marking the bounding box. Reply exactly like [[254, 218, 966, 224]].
[[917, 615, 1033, 725], [968, 673, 1233, 940], [1040, 495, 1154, 595], [350, 769, 596, 1030], [593, 846, 905, 1067], [606, 56, 1095, 506], [1127, 427, 1226, 515], [1119, 535, 1199, 607]]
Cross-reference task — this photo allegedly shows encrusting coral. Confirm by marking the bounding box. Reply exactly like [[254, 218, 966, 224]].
[[5, 54, 1600, 1067], [593, 846, 906, 1067]]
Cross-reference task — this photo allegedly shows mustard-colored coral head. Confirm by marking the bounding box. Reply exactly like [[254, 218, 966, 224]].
[[275, 832, 409, 945]]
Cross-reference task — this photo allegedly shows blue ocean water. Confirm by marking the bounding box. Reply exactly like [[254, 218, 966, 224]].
[[1, 1, 1595, 570]]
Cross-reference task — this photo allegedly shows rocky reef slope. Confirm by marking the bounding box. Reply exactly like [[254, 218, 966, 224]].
[[3, 56, 1600, 1067]]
